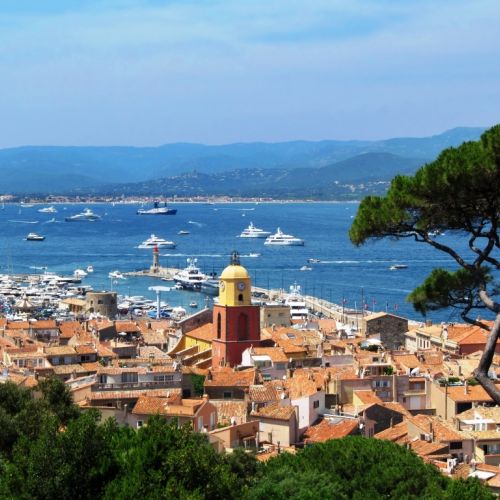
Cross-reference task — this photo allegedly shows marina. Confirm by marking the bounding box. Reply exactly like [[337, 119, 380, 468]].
[[0, 201, 469, 323]]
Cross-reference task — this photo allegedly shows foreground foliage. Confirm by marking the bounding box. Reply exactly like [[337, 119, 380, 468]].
[[0, 381, 492, 499]]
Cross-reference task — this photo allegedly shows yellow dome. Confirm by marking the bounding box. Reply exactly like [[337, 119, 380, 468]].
[[220, 264, 249, 280]]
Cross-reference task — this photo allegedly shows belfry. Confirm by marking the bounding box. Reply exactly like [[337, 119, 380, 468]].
[[211, 251, 261, 367]]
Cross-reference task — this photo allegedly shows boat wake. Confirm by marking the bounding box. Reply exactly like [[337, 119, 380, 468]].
[[188, 221, 203, 226], [160, 253, 224, 258], [8, 220, 39, 224]]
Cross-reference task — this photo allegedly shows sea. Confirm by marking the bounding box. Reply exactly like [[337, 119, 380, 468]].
[[0, 202, 473, 323]]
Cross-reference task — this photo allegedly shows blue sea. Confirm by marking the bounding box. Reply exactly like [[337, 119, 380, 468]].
[[0, 202, 471, 323]]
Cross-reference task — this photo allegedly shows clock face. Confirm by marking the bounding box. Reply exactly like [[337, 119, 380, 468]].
[[237, 281, 246, 291], [219, 281, 225, 291]]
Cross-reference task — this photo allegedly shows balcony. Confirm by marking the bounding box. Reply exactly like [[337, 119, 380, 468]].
[[93, 380, 179, 391]]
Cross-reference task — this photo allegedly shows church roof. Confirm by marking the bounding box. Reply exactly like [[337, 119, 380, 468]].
[[220, 264, 249, 280]]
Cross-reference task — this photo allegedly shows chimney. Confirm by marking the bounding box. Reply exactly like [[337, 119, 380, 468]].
[[464, 380, 468, 395]]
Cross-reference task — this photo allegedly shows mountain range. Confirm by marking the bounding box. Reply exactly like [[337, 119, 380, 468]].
[[0, 127, 486, 198]]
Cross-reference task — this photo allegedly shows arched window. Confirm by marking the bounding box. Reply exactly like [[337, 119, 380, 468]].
[[238, 293, 243, 302], [238, 313, 249, 340], [217, 313, 222, 339]]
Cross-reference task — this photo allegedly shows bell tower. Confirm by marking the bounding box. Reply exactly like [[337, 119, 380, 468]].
[[212, 251, 260, 367]]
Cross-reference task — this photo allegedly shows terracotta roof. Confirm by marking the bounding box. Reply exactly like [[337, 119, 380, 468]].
[[75, 345, 97, 355], [248, 384, 280, 403], [251, 402, 296, 421], [410, 414, 466, 442], [303, 418, 358, 443], [381, 402, 412, 418], [44, 346, 77, 356], [392, 353, 421, 370], [114, 321, 140, 333], [285, 370, 323, 399], [87, 388, 170, 400], [31, 320, 58, 329], [409, 439, 449, 457], [440, 383, 495, 403], [354, 390, 383, 405], [252, 347, 288, 363], [59, 321, 85, 338], [185, 323, 213, 342], [210, 400, 248, 423], [52, 363, 90, 375], [132, 394, 206, 417], [374, 421, 408, 442], [205, 367, 256, 388], [456, 406, 500, 422], [6, 321, 30, 330]]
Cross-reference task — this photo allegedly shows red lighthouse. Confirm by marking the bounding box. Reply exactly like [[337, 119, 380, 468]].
[[212, 251, 260, 368]]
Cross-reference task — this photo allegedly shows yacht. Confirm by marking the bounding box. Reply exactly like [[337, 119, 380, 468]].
[[65, 208, 101, 222], [86, 265, 94, 273], [178, 230, 190, 235], [137, 201, 177, 215], [300, 265, 312, 271], [109, 271, 126, 280], [73, 269, 88, 278], [200, 279, 220, 296], [264, 228, 304, 246], [26, 232, 45, 241], [239, 222, 271, 238], [284, 284, 309, 321], [38, 206, 57, 213], [173, 258, 209, 290], [138, 234, 176, 249]]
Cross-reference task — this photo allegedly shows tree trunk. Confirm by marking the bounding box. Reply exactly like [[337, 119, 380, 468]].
[[474, 313, 500, 404]]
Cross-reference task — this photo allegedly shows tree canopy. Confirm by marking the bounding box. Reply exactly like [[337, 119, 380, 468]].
[[350, 125, 500, 401]]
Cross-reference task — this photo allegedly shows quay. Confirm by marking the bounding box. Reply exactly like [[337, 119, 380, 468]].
[[124, 267, 180, 280]]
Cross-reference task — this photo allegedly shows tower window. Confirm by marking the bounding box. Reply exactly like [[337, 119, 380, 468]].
[[217, 313, 221, 339], [238, 294, 243, 302]]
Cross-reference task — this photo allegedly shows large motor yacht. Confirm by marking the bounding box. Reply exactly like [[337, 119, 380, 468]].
[[65, 208, 101, 222], [173, 258, 209, 290], [138, 234, 176, 249], [137, 201, 177, 215], [284, 283, 309, 321], [38, 206, 57, 213], [239, 222, 271, 238], [264, 227, 304, 246]]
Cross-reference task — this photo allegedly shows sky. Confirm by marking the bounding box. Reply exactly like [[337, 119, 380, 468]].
[[0, 0, 499, 147]]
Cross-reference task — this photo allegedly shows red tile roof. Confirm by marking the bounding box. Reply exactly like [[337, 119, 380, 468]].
[[205, 367, 256, 388], [303, 418, 358, 443]]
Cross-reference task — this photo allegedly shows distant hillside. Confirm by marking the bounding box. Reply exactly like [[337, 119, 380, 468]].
[[96, 152, 427, 200], [0, 127, 486, 195]]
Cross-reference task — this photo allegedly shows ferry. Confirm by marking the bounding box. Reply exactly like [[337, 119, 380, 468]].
[[264, 228, 304, 246], [137, 201, 177, 215], [239, 222, 271, 238]]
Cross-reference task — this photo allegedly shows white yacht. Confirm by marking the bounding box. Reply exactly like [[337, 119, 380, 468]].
[[173, 258, 209, 290], [239, 222, 271, 238], [264, 228, 304, 246], [284, 284, 309, 321], [138, 234, 176, 249], [26, 232, 45, 241], [38, 206, 57, 213], [109, 270, 126, 280], [65, 208, 101, 222], [73, 269, 88, 278]]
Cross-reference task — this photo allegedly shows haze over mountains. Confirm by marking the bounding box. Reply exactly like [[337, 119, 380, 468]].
[[0, 127, 485, 198]]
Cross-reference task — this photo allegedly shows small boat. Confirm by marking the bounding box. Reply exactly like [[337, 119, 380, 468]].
[[239, 222, 271, 238], [307, 258, 321, 263], [20, 203, 34, 208], [189, 301, 198, 308], [389, 264, 408, 270], [178, 230, 190, 235], [109, 271, 126, 279], [26, 232, 45, 241], [65, 208, 101, 222], [86, 266, 94, 273], [38, 206, 57, 213], [248, 252, 261, 258], [137, 201, 177, 215], [138, 234, 176, 249], [300, 266, 312, 271], [265, 228, 304, 246]]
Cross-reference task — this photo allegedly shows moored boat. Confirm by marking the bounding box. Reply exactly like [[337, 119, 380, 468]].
[[137, 201, 177, 215], [265, 228, 304, 246]]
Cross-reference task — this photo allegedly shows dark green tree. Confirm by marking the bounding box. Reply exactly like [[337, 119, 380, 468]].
[[350, 125, 500, 401], [247, 437, 492, 499], [103, 416, 241, 499]]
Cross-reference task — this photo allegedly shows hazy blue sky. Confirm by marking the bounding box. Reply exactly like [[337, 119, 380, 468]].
[[1, 0, 499, 146]]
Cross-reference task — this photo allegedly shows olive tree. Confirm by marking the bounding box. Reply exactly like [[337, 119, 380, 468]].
[[349, 125, 500, 401]]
